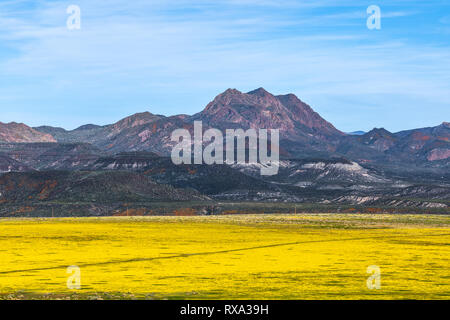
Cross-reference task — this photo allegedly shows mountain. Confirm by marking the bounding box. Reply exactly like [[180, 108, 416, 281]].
[[235, 158, 388, 186], [1, 88, 448, 216], [336, 123, 450, 165], [108, 112, 163, 134], [357, 128, 398, 152], [34, 125, 104, 144], [190, 88, 343, 156], [392, 122, 450, 162], [347, 131, 366, 135], [70, 152, 450, 207], [98, 115, 189, 154], [89, 152, 279, 198], [24, 88, 448, 165], [35, 111, 163, 146], [74, 124, 102, 130], [0, 170, 208, 203], [1, 87, 448, 173], [32, 88, 346, 157], [0, 143, 105, 170], [34, 111, 178, 154], [0, 122, 56, 143], [395, 121, 450, 139], [0, 154, 33, 172]]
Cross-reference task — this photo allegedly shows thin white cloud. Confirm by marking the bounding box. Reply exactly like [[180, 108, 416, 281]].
[[0, 0, 448, 132]]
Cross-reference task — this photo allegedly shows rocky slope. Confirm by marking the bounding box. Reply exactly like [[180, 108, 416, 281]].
[[0, 143, 105, 170], [0, 88, 448, 213], [31, 88, 346, 156], [25, 88, 448, 165], [90, 152, 278, 197], [35, 112, 170, 154], [191, 88, 342, 139], [0, 122, 56, 143], [0, 154, 33, 172], [337, 122, 450, 165], [0, 170, 208, 203]]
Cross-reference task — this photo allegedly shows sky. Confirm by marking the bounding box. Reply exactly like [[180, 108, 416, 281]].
[[0, 0, 449, 132]]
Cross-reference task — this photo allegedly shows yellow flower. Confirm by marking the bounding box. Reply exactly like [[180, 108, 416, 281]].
[[0, 214, 448, 299]]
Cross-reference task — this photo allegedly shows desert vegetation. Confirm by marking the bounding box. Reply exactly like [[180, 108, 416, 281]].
[[0, 214, 448, 300]]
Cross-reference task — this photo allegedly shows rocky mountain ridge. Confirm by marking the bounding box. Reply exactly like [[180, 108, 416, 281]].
[[0, 88, 448, 214]]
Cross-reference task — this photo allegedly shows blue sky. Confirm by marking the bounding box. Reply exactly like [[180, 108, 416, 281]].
[[0, 0, 449, 132]]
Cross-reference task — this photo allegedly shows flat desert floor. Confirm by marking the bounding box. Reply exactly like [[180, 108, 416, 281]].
[[0, 214, 449, 299]]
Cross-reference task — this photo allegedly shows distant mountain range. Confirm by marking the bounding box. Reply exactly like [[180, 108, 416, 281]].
[[1, 88, 448, 165], [0, 88, 449, 215], [347, 131, 366, 136]]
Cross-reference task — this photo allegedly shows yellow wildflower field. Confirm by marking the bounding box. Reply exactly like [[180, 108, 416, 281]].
[[0, 214, 449, 299]]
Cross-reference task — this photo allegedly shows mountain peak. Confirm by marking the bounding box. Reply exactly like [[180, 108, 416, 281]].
[[0, 121, 56, 143], [358, 128, 396, 151], [365, 128, 393, 136], [74, 124, 102, 131], [130, 111, 154, 118], [191, 87, 343, 143], [247, 87, 272, 97], [222, 88, 242, 96], [108, 111, 164, 135]]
